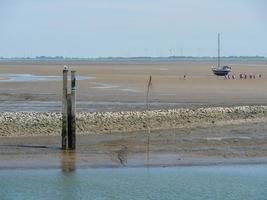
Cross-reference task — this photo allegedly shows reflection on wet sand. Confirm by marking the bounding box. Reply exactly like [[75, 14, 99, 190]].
[[0, 73, 93, 82], [111, 145, 129, 166], [61, 150, 76, 172], [113, 145, 128, 166]]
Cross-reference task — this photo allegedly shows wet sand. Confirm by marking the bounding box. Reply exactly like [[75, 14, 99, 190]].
[[1, 121, 267, 170], [0, 60, 267, 109]]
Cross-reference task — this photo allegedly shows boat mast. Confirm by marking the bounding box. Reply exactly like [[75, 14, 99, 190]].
[[218, 33, 220, 68]]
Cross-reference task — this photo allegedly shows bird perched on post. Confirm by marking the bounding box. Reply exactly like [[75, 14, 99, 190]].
[[63, 65, 69, 70]]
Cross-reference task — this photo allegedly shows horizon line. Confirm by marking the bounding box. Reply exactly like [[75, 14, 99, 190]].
[[0, 55, 266, 60]]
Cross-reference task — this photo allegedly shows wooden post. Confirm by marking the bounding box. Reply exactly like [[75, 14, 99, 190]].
[[62, 69, 68, 150], [67, 94, 72, 149], [70, 71, 76, 149], [62, 68, 77, 150]]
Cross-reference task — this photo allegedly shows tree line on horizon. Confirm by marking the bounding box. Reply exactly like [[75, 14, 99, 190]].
[[0, 55, 266, 60]]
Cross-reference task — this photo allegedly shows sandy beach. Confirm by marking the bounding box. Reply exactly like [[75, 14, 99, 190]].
[[0, 60, 267, 106], [1, 60, 267, 169]]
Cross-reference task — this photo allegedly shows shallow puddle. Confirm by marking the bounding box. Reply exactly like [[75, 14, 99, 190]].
[[0, 73, 94, 82]]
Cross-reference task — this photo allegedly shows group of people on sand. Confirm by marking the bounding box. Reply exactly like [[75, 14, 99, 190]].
[[224, 73, 262, 80]]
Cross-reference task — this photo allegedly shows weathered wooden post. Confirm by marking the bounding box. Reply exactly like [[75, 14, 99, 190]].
[[70, 71, 76, 149], [67, 94, 73, 148], [62, 68, 68, 150], [62, 68, 77, 150]]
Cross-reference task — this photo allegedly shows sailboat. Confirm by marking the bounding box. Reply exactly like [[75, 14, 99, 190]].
[[211, 33, 231, 76]]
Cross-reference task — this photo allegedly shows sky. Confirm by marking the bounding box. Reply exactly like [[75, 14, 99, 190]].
[[0, 0, 267, 57]]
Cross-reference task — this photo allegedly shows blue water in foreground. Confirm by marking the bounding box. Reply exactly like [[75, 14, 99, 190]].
[[1, 165, 267, 200]]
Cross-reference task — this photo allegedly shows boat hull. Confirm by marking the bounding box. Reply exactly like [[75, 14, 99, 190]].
[[212, 69, 230, 76]]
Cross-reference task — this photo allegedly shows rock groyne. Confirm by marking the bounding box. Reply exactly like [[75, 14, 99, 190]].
[[1, 106, 267, 137]]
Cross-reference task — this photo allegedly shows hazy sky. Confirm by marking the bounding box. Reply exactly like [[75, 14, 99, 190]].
[[0, 0, 267, 57]]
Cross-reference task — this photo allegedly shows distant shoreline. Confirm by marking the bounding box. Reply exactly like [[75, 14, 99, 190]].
[[0, 56, 266, 64]]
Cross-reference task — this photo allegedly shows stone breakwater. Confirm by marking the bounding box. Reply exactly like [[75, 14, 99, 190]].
[[1, 106, 267, 137]]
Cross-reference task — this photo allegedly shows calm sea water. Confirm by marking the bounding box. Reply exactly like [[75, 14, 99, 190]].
[[0, 165, 267, 200]]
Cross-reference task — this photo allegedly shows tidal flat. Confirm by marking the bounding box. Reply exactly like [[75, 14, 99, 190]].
[[1, 60, 267, 168], [1, 120, 267, 169]]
